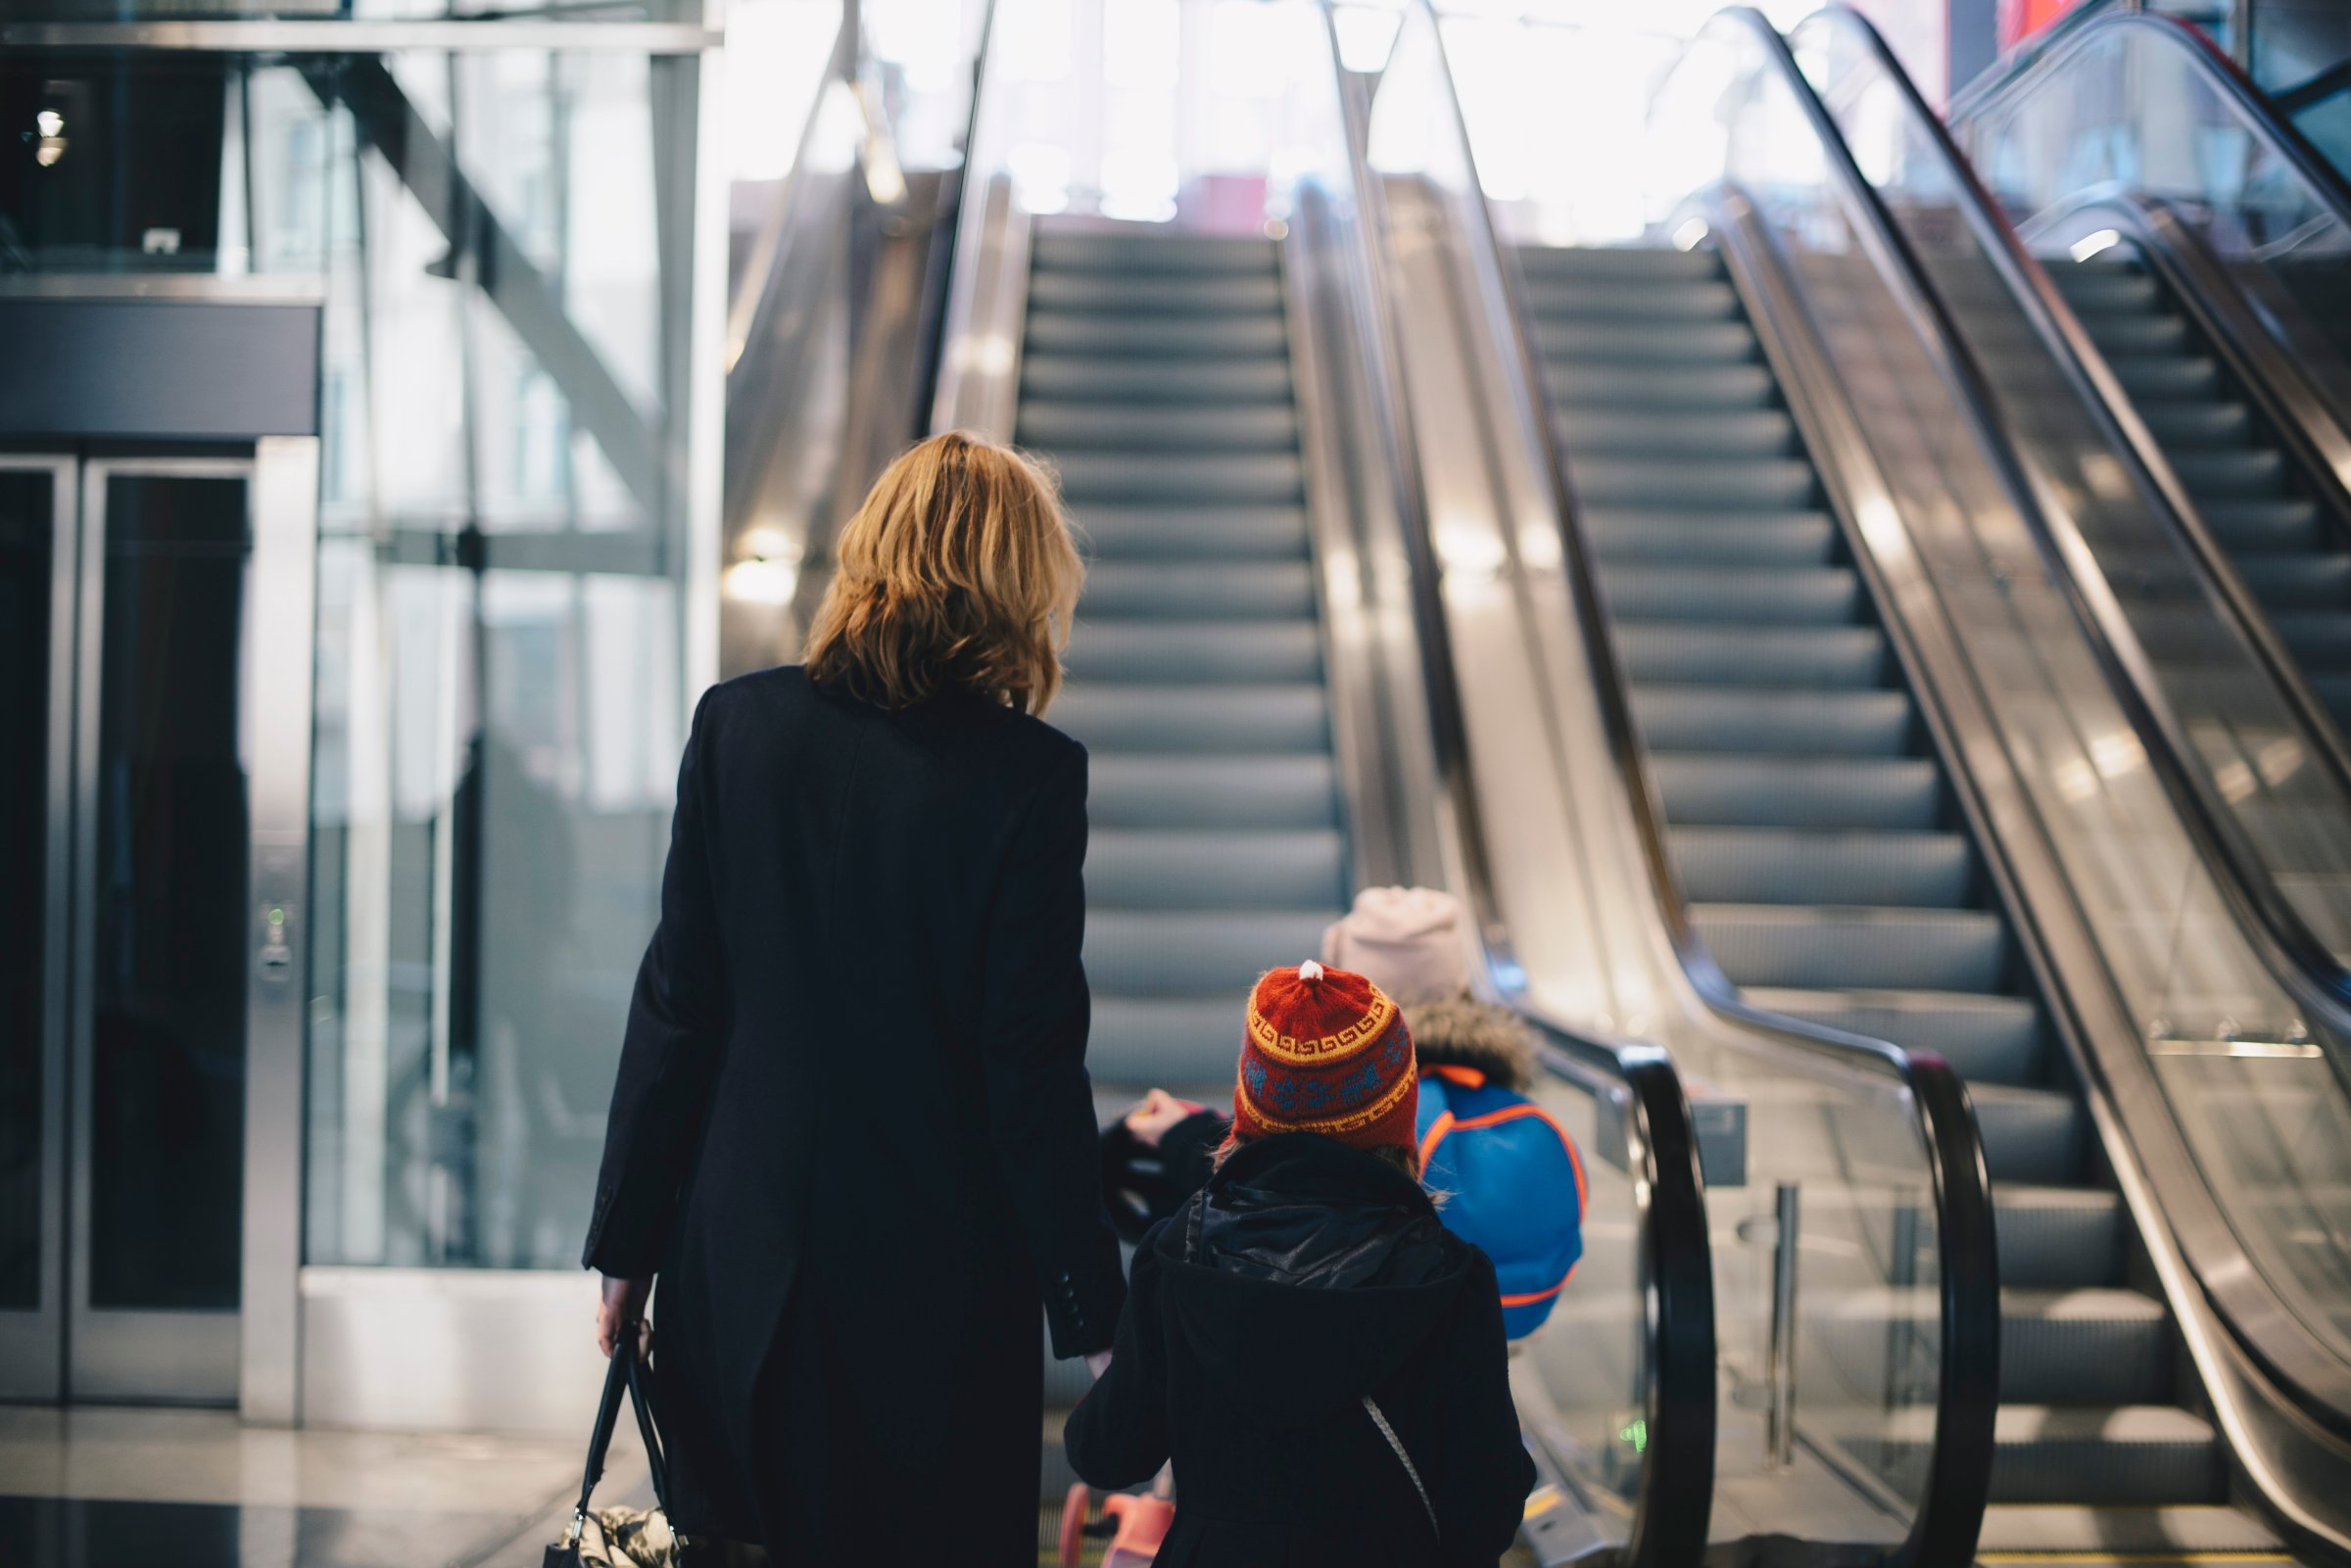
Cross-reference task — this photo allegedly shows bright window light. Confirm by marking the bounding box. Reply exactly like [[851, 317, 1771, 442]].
[[1007, 140, 1072, 214], [1332, 6, 1404, 72], [724, 0, 841, 183]]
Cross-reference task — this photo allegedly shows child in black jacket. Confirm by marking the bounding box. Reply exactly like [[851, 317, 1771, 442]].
[[1066, 961, 1534, 1567]]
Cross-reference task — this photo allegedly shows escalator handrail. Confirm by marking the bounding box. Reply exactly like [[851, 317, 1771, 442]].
[[1812, 0, 2351, 1083], [909, 0, 1001, 430], [1319, 23, 1715, 1568], [1794, 2, 2351, 1432], [1415, 8, 1999, 1564], [1947, 6, 2351, 227]]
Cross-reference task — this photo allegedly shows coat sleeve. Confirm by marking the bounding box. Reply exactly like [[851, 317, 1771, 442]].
[[581, 689, 730, 1278], [1429, 1251, 1538, 1567], [979, 740, 1128, 1356], [1064, 1234, 1172, 1489]]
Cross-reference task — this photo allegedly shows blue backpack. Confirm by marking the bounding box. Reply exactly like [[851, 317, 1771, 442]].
[[1415, 1066, 1587, 1339]]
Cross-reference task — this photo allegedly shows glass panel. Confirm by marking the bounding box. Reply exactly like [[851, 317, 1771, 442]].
[[0, 471, 57, 1313], [88, 473, 251, 1312], [0, 57, 232, 274]]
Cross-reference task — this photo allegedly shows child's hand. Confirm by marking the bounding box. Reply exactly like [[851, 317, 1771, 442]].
[[1123, 1088, 1200, 1148]]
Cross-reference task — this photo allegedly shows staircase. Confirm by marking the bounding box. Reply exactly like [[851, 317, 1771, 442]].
[[1519, 242, 2284, 1563]]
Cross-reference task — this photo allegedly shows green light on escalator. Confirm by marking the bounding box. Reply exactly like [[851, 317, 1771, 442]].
[[1618, 1418, 1647, 1452]]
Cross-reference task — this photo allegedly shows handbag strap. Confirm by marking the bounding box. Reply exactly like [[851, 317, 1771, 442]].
[[571, 1336, 635, 1534], [1362, 1395, 1439, 1542]]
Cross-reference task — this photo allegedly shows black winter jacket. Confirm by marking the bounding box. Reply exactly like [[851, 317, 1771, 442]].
[[1066, 1134, 1534, 1567]]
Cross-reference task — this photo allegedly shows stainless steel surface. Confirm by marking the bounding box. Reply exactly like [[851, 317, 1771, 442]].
[[0, 456, 77, 1404], [241, 438, 320, 1425], [930, 175, 1031, 443], [0, 20, 721, 52], [1766, 1183, 1801, 1471]]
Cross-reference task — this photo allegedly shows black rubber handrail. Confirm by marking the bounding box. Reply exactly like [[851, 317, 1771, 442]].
[[1800, 3, 2351, 1433], [1319, 21, 1716, 1568], [1468, 13, 2000, 1562]]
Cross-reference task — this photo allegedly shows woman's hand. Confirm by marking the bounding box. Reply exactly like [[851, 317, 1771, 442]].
[[597, 1274, 651, 1358], [1122, 1089, 1200, 1149]]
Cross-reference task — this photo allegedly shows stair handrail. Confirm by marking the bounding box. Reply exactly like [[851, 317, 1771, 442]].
[[1788, 0, 2351, 1441], [1315, 19, 1716, 1568]]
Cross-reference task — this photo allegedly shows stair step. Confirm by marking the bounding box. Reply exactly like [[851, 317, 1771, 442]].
[[1076, 505, 1309, 561], [1025, 270, 1283, 314], [2170, 447, 2287, 496], [1020, 402, 1298, 452], [1670, 828, 1973, 907], [1537, 318, 1757, 364], [1604, 564, 1858, 624], [1976, 1502, 2281, 1557], [1022, 355, 1292, 404], [1618, 624, 1887, 688], [1522, 276, 1741, 322], [1652, 753, 1943, 830], [1087, 908, 1340, 997], [1548, 362, 1776, 410], [1695, 903, 2007, 992], [1089, 995, 1247, 1085], [1837, 1405, 2226, 1508], [1631, 687, 1915, 755], [2202, 497, 2325, 553], [1993, 1185, 2128, 1291], [2001, 1288, 2173, 1405], [1573, 457, 1815, 509], [2079, 313, 2191, 356], [2237, 551, 2351, 609], [1088, 829, 1346, 910], [1082, 562, 1318, 619], [1517, 244, 1720, 282], [1050, 683, 1330, 754], [1066, 620, 1322, 684], [1741, 986, 2041, 1082], [1559, 408, 1797, 456], [1032, 230, 1275, 275], [1586, 510, 1838, 567], [2053, 264, 2161, 312], [1088, 754, 1338, 831], [2106, 355, 2220, 399], [1973, 1083, 2087, 1186], [1027, 311, 1286, 359], [1055, 452, 1303, 506], [2135, 399, 2254, 448]]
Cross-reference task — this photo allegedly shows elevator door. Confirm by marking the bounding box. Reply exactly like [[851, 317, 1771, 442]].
[[0, 451, 310, 1404]]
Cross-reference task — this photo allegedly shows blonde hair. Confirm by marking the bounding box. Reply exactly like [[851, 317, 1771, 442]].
[[804, 431, 1084, 714]]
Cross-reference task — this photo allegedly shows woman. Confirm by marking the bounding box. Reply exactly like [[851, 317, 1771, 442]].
[[584, 431, 1126, 1563]]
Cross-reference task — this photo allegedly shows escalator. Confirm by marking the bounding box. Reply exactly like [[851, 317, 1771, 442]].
[[1009, 229, 1348, 1100], [1519, 238, 2239, 1541]]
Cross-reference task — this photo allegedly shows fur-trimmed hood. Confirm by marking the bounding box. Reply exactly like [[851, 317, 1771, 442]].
[[1402, 996, 1535, 1091]]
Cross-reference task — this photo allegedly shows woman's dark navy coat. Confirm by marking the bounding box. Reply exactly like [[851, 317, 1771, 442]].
[[583, 666, 1127, 1560]]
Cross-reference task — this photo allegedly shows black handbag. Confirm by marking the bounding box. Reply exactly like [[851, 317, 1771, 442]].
[[546, 1332, 676, 1568]]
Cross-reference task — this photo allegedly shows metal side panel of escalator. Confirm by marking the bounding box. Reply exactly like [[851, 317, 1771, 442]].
[[1517, 239, 2290, 1562]]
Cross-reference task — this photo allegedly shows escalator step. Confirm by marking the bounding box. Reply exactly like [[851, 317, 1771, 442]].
[[2236, 552, 2351, 609], [1534, 318, 1757, 364], [1605, 565, 1859, 624], [1671, 827, 1973, 908], [2276, 610, 2351, 667], [1517, 244, 1719, 282], [1975, 1502, 2282, 1558], [1522, 276, 1741, 322], [1654, 754, 1942, 829], [2169, 447, 2287, 496], [1032, 231, 1276, 275], [1971, 1083, 2087, 1186], [2078, 312, 2191, 356], [1076, 504, 1310, 561], [2053, 265, 2161, 313], [1055, 452, 1304, 505], [1087, 908, 1340, 996], [2105, 354, 2220, 399], [1631, 687, 1913, 754], [1066, 621, 1322, 685], [2135, 399, 2254, 448], [1586, 510, 1837, 567], [1994, 1186, 2128, 1291], [1574, 457, 1816, 509], [1692, 903, 2007, 992], [1023, 355, 1293, 404], [1050, 684, 1330, 753], [1618, 624, 1886, 688], [1027, 311, 1288, 359], [1740, 986, 2041, 1081], [2202, 498, 2324, 553], [2000, 1288, 2173, 1405], [1082, 562, 1318, 619], [1548, 362, 1777, 409], [1026, 269, 1284, 314], [1019, 402, 1299, 451], [1088, 829, 1347, 910], [1559, 407, 1797, 456], [1089, 995, 1248, 1085], [1088, 754, 1339, 831], [1983, 1406, 2226, 1506]]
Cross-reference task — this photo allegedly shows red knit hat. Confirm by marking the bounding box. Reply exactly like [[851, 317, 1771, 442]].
[[1232, 961, 1418, 1154]]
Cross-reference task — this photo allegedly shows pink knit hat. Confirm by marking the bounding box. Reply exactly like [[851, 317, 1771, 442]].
[[1319, 886, 1477, 1007]]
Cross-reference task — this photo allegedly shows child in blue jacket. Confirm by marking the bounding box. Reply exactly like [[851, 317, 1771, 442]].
[[1110, 886, 1585, 1340]]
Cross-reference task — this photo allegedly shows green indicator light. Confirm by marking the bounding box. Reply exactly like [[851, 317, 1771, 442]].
[[1618, 1418, 1648, 1452]]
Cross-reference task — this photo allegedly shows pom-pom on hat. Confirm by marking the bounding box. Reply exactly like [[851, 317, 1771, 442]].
[[1232, 960, 1419, 1155]]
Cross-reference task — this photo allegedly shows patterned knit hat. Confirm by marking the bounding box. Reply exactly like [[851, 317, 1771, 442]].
[[1232, 961, 1419, 1154]]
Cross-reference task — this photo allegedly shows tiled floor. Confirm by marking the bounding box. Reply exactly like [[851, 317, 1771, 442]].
[[0, 1406, 649, 1568]]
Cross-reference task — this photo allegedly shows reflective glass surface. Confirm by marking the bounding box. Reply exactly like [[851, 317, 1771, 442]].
[[0, 470, 56, 1314], [88, 474, 251, 1312]]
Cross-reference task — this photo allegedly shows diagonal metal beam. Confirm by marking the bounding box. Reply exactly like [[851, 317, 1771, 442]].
[[310, 57, 669, 520]]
